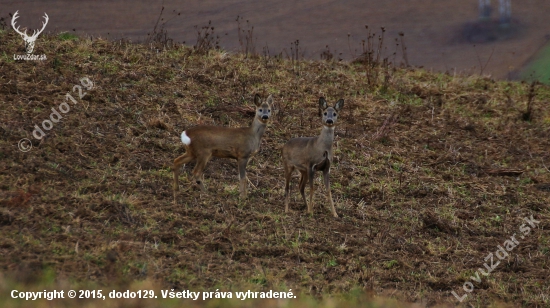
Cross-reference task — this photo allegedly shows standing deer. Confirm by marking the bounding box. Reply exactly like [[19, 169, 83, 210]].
[[282, 97, 344, 218], [11, 11, 49, 54], [173, 94, 273, 203]]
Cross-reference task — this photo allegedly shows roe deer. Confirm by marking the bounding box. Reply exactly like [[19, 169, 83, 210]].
[[173, 94, 273, 203], [282, 97, 344, 218]]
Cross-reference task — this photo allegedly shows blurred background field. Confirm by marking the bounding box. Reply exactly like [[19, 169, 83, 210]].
[[2, 0, 550, 81]]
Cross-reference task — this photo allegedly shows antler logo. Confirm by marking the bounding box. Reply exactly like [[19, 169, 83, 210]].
[[11, 10, 49, 54]]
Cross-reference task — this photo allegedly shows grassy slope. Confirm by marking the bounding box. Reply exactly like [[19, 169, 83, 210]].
[[520, 42, 550, 85], [1, 30, 550, 307]]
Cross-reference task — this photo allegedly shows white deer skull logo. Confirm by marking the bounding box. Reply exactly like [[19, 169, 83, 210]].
[[11, 11, 49, 54]]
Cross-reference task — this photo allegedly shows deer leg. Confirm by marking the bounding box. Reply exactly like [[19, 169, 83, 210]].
[[237, 157, 250, 198], [284, 163, 294, 213], [173, 152, 194, 203], [323, 170, 338, 218], [307, 169, 315, 215], [298, 170, 308, 212], [192, 152, 212, 192]]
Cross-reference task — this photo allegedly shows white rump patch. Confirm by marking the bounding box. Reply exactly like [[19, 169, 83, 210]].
[[181, 131, 191, 145]]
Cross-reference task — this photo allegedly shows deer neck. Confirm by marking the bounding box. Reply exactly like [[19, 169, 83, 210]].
[[317, 125, 335, 150], [249, 116, 267, 142]]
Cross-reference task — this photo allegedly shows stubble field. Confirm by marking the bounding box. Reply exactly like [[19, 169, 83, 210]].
[[1, 29, 550, 307]]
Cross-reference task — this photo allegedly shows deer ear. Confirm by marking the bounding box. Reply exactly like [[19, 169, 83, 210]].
[[254, 94, 261, 107], [319, 97, 328, 110], [266, 94, 273, 106], [334, 99, 344, 111]]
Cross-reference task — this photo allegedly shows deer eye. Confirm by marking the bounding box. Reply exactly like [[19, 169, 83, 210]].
[[268, 109, 271, 112], [333, 113, 337, 116], [259, 109, 263, 112], [324, 112, 327, 116]]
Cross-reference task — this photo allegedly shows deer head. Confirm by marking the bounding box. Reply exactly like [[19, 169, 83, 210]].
[[11, 11, 49, 54], [319, 97, 344, 127], [254, 94, 273, 124]]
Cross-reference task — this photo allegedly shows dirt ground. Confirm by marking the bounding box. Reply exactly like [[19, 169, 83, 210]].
[[0, 30, 550, 307], [2, 0, 550, 79]]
